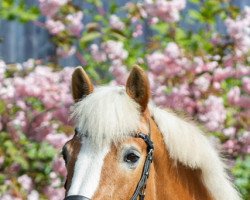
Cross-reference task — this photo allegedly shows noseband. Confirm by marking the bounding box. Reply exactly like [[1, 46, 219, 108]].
[[65, 130, 154, 200]]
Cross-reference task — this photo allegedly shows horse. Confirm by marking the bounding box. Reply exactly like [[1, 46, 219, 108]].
[[62, 66, 241, 200]]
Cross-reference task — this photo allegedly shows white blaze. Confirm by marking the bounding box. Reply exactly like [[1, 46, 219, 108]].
[[67, 140, 110, 198]]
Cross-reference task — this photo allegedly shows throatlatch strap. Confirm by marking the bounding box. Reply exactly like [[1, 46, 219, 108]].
[[130, 133, 154, 200]]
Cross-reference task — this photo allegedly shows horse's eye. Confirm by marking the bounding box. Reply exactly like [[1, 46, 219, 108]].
[[124, 152, 140, 163]]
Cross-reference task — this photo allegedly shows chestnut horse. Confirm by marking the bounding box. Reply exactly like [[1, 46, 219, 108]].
[[62, 66, 241, 200]]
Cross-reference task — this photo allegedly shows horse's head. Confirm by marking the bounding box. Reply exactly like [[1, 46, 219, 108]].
[[63, 66, 155, 200], [63, 66, 241, 200]]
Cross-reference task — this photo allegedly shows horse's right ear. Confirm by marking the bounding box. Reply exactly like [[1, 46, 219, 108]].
[[72, 67, 94, 102], [126, 65, 150, 112]]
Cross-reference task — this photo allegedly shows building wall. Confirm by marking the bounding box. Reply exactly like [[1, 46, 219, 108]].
[[0, 0, 249, 66]]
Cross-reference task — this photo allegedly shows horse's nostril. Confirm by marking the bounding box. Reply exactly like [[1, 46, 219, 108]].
[[64, 195, 91, 200]]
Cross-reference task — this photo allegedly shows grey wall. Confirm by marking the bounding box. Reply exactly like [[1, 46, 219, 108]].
[[0, 0, 249, 66]]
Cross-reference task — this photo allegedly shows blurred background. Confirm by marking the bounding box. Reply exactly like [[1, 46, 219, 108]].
[[0, 0, 249, 199]]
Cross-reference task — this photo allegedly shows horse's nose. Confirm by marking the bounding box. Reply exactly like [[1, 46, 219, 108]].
[[64, 195, 91, 200]]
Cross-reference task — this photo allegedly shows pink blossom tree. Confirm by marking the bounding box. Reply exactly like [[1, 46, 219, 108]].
[[1, 0, 250, 199]]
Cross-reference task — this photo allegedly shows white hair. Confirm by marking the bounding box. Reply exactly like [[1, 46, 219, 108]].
[[71, 86, 140, 148]]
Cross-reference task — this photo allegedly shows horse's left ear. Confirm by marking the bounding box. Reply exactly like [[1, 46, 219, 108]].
[[72, 66, 94, 102], [126, 65, 150, 112]]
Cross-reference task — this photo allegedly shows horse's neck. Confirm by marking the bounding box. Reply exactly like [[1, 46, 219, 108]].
[[147, 119, 213, 200]]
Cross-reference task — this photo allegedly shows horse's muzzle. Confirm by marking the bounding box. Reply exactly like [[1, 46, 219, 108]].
[[64, 195, 91, 200]]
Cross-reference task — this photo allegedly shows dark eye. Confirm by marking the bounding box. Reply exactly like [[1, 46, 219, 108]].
[[124, 152, 140, 163]]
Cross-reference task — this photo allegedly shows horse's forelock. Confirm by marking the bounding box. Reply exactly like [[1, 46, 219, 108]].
[[71, 86, 141, 148]]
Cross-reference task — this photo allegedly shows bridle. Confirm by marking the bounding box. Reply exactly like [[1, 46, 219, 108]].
[[65, 126, 154, 200], [131, 132, 154, 200]]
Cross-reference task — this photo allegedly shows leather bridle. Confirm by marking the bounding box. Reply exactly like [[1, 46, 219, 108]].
[[130, 133, 154, 200], [65, 129, 154, 200]]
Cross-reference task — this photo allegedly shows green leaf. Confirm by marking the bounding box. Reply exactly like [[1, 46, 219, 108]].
[[189, 10, 203, 21], [0, 174, 5, 185], [0, 100, 6, 114], [93, 0, 103, 7], [175, 27, 186, 41], [80, 32, 102, 48], [152, 22, 169, 35], [232, 156, 250, 199], [109, 30, 126, 41], [189, 0, 200, 4], [0, 0, 39, 23], [27, 147, 37, 159]]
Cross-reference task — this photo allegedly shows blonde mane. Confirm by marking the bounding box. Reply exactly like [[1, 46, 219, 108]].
[[71, 85, 240, 200], [149, 104, 241, 200]]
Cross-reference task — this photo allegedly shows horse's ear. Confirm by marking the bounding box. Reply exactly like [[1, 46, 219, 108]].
[[126, 65, 150, 112], [72, 67, 94, 102]]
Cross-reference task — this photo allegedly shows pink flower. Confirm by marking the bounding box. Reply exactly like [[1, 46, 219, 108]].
[[222, 54, 234, 68], [39, 0, 68, 17], [44, 186, 65, 200], [12, 111, 27, 129], [109, 60, 128, 85], [144, 0, 186, 23], [45, 19, 65, 35], [240, 131, 250, 154], [164, 84, 197, 114], [147, 42, 188, 78], [0, 156, 4, 168], [0, 194, 22, 200], [27, 190, 39, 200], [235, 65, 250, 77], [46, 133, 71, 149], [102, 40, 128, 61], [236, 96, 250, 109], [228, 87, 241, 105], [132, 24, 143, 37], [148, 17, 159, 24], [0, 79, 15, 100], [164, 42, 181, 59], [223, 139, 241, 156], [193, 57, 218, 73], [91, 41, 128, 63], [147, 52, 166, 75], [90, 44, 107, 63], [17, 174, 33, 192], [194, 73, 211, 92], [0, 60, 6, 82], [213, 67, 234, 82], [225, 7, 250, 55], [53, 157, 67, 177], [228, 85, 250, 109], [50, 172, 62, 187], [53, 107, 72, 125], [56, 46, 76, 58], [7, 111, 28, 141], [223, 127, 236, 137], [243, 77, 250, 94], [66, 11, 84, 37], [109, 15, 125, 30], [198, 96, 226, 131]]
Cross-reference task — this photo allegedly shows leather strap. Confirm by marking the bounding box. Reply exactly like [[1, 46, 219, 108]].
[[64, 195, 90, 200], [130, 133, 154, 200]]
